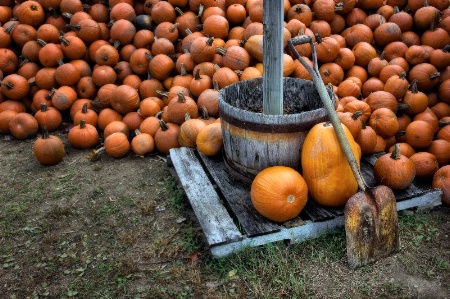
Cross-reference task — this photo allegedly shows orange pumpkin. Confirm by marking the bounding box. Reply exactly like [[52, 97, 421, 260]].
[[196, 122, 223, 156], [301, 121, 360, 207], [432, 165, 450, 206], [251, 166, 308, 222], [33, 127, 65, 165]]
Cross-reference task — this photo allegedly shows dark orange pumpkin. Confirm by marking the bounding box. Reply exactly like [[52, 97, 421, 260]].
[[33, 127, 65, 165]]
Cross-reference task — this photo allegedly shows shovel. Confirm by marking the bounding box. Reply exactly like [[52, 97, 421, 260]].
[[288, 36, 399, 268]]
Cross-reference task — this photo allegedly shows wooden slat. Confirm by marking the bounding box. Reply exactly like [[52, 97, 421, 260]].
[[169, 147, 242, 246], [197, 152, 282, 237]]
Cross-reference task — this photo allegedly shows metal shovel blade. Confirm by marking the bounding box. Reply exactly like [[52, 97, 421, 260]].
[[345, 185, 399, 268]]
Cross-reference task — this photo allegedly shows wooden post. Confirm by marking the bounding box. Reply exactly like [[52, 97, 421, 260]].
[[262, 0, 284, 115]]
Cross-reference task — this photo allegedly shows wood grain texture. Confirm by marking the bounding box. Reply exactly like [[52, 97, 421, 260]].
[[169, 147, 242, 246]]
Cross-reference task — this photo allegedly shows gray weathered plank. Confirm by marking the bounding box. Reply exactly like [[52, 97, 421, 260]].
[[210, 217, 345, 258], [169, 147, 242, 246], [197, 152, 282, 236]]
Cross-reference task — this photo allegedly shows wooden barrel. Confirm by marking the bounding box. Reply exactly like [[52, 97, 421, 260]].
[[219, 77, 328, 184]]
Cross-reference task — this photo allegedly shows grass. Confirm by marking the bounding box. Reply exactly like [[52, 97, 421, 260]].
[[0, 142, 448, 298]]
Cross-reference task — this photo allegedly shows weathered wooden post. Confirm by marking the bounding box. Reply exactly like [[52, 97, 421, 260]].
[[262, 0, 283, 115]]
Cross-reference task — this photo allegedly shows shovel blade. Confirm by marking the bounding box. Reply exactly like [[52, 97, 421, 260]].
[[345, 185, 399, 268]]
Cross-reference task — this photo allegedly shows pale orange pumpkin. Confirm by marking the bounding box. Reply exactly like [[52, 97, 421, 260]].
[[251, 166, 308, 222]]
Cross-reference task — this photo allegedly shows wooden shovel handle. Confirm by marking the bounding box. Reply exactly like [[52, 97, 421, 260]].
[[288, 37, 367, 192]]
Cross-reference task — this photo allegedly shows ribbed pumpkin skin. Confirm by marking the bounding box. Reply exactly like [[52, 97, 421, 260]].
[[250, 166, 308, 222], [301, 122, 361, 207], [33, 133, 65, 165]]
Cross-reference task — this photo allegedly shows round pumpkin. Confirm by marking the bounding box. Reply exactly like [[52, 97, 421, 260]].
[[373, 143, 416, 190], [301, 121, 360, 207], [196, 122, 223, 156], [33, 128, 65, 165], [432, 165, 450, 206], [104, 132, 130, 158], [251, 166, 308, 222]]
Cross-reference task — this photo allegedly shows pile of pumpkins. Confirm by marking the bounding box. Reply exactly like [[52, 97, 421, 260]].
[[0, 0, 450, 218]]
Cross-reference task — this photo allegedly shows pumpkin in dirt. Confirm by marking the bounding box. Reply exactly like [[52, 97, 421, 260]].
[[33, 127, 65, 165], [301, 121, 361, 207], [251, 166, 308, 222]]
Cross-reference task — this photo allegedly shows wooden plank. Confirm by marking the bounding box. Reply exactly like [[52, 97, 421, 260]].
[[169, 147, 242, 246], [210, 217, 345, 258], [197, 152, 282, 236], [396, 189, 442, 211]]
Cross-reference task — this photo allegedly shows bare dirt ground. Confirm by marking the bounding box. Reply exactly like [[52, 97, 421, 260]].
[[0, 129, 449, 298]]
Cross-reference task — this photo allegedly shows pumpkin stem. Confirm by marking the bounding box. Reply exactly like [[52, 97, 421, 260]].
[[113, 40, 120, 49], [48, 7, 59, 18], [156, 90, 168, 98], [81, 103, 88, 113], [62, 12, 73, 20], [399, 71, 407, 79], [82, 4, 91, 12], [159, 119, 169, 131], [56, 58, 64, 66], [396, 130, 406, 137], [323, 69, 330, 76], [170, 23, 179, 32], [213, 80, 220, 91], [390, 143, 401, 160], [88, 146, 105, 162], [409, 79, 418, 93], [295, 4, 303, 13], [134, 129, 141, 135], [144, 52, 153, 61], [234, 70, 243, 77], [59, 35, 70, 46], [215, 46, 226, 56], [197, 4, 204, 19], [206, 36, 215, 46], [155, 111, 163, 119], [443, 44, 450, 53], [213, 64, 220, 71], [30, 4, 39, 11], [28, 79, 37, 86], [40, 102, 49, 112], [41, 127, 49, 139], [114, 65, 122, 74], [200, 105, 210, 120], [334, 2, 344, 12], [36, 39, 47, 47], [314, 33, 323, 44], [66, 24, 81, 31], [47, 89, 56, 100], [439, 120, 450, 127], [194, 68, 201, 80], [394, 6, 400, 13], [180, 63, 187, 76], [5, 23, 15, 34], [101, 54, 109, 61], [175, 7, 184, 16], [79, 119, 86, 129], [397, 103, 410, 111], [196, 24, 203, 31], [184, 112, 191, 121], [351, 110, 363, 120], [177, 92, 187, 103], [429, 72, 440, 80], [18, 57, 29, 68], [185, 28, 193, 36], [0, 81, 13, 89], [239, 38, 247, 47]]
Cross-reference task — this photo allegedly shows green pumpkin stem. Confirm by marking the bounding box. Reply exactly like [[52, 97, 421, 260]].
[[351, 110, 363, 120]]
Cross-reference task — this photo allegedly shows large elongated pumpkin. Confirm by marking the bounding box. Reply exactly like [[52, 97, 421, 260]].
[[301, 121, 360, 207]]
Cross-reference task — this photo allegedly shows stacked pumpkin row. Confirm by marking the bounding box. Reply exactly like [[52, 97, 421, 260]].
[[0, 0, 449, 208]]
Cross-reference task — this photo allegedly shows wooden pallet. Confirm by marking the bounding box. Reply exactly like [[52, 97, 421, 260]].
[[167, 147, 442, 258]]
